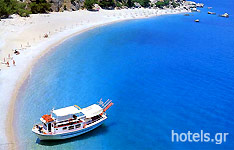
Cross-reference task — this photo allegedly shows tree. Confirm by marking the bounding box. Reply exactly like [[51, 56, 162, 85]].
[[116, 1, 122, 8], [84, 0, 96, 10], [29, 0, 51, 14], [127, 0, 133, 7], [0, 0, 11, 18], [155, 0, 170, 8], [132, 0, 150, 8], [0, 0, 31, 18], [99, 0, 115, 9]]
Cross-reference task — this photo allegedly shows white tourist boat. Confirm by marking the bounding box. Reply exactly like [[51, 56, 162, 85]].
[[220, 13, 229, 18], [32, 99, 113, 140]]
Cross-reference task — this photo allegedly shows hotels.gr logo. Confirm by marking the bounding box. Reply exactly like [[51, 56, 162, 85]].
[[171, 130, 229, 144]]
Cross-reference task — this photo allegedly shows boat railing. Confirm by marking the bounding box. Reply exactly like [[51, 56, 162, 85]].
[[55, 119, 83, 128], [87, 116, 103, 125], [98, 98, 112, 109]]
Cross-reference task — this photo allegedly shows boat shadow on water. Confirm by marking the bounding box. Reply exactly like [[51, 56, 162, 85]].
[[36, 124, 110, 146]]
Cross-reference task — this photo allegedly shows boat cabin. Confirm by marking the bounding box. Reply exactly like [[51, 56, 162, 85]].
[[39, 104, 104, 134]]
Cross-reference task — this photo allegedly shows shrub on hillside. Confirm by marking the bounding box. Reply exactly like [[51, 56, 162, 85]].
[[0, 0, 11, 18], [155, 0, 169, 8], [84, 0, 97, 10], [29, 0, 51, 14], [99, 0, 115, 9], [0, 0, 31, 18], [132, 0, 150, 7]]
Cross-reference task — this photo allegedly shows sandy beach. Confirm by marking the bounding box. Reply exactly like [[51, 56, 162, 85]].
[[0, 8, 187, 149]]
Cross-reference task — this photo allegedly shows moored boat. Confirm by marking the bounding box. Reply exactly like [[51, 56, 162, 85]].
[[220, 13, 229, 18], [195, 19, 200, 22], [32, 99, 114, 140], [196, 3, 204, 8], [208, 11, 216, 15]]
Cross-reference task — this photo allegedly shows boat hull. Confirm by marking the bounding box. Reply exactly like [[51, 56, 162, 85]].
[[34, 118, 106, 140]]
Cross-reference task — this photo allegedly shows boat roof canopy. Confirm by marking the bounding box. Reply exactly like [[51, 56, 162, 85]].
[[53, 106, 80, 117], [52, 104, 103, 119], [80, 104, 103, 118], [41, 114, 54, 123]]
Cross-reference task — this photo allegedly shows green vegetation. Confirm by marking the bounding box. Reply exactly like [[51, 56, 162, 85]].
[[84, 0, 116, 10], [0, 0, 31, 18], [116, 1, 122, 8], [0, 0, 51, 18], [172, 1, 179, 8], [29, 0, 51, 14], [132, 0, 150, 7], [155, 0, 169, 8], [84, 0, 97, 10], [0, 0, 11, 18], [64, 5, 67, 10], [99, 0, 115, 9], [0, 0, 181, 18]]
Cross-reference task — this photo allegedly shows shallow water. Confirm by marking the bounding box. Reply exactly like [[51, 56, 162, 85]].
[[14, 0, 234, 149]]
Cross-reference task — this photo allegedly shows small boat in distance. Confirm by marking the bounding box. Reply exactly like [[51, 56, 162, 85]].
[[195, 19, 200, 22], [196, 3, 204, 8], [220, 13, 229, 18], [208, 7, 212, 9], [32, 99, 114, 140], [208, 11, 216, 15]]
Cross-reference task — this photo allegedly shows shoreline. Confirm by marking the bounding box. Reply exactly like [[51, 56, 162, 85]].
[[7, 19, 128, 149], [0, 8, 188, 149]]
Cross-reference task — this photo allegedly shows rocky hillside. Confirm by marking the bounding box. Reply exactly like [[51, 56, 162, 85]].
[[21, 0, 84, 11], [49, 0, 85, 12], [1, 0, 187, 18]]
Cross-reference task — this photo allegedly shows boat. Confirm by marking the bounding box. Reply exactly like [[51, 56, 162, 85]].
[[220, 13, 229, 18], [208, 11, 216, 15], [32, 99, 114, 140], [191, 8, 198, 12], [196, 3, 204, 8], [208, 7, 212, 9], [184, 14, 190, 16], [195, 19, 200, 22]]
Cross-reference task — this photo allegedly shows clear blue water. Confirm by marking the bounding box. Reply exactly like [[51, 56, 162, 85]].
[[15, 0, 234, 149]]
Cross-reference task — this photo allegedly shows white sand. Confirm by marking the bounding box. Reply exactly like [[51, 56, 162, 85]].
[[0, 8, 187, 148]]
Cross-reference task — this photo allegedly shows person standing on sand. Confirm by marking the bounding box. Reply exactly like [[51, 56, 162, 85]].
[[7, 61, 10, 67], [13, 60, 16, 66]]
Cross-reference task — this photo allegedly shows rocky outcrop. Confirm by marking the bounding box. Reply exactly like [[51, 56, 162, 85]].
[[48, 0, 85, 12], [134, 2, 141, 8]]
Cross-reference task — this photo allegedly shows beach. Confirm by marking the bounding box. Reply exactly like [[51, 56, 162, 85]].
[[0, 8, 187, 149]]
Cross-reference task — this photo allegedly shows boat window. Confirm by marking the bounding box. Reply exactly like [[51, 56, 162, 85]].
[[75, 124, 81, 128], [63, 127, 67, 130], [91, 115, 102, 122], [68, 126, 74, 130], [73, 115, 77, 119], [48, 123, 52, 132], [58, 124, 65, 127]]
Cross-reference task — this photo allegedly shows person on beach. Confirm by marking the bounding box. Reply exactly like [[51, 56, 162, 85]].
[[44, 33, 48, 38], [14, 50, 20, 55], [13, 60, 16, 66], [6, 61, 10, 67]]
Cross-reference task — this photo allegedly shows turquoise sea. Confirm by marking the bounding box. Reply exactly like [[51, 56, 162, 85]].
[[14, 0, 234, 149]]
